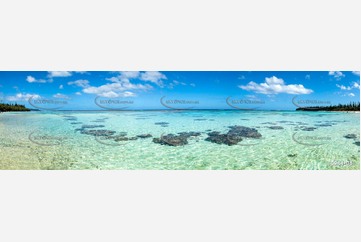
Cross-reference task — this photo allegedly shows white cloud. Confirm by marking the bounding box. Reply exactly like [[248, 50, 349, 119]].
[[348, 93, 355, 97], [352, 71, 360, 76], [239, 76, 313, 95], [7, 93, 41, 101], [48, 71, 72, 78], [329, 71, 345, 80], [168, 80, 187, 89], [336, 82, 359, 90], [26, 75, 48, 83], [68, 79, 90, 88], [59, 85, 64, 89], [352, 82, 360, 89], [190, 83, 196, 87], [336, 84, 351, 90], [53, 93, 69, 99], [75, 92, 82, 95], [122, 91, 136, 97], [82, 81, 152, 98], [238, 75, 246, 80], [120, 71, 140, 79], [107, 71, 140, 83], [140, 71, 167, 87], [305, 75, 311, 80]]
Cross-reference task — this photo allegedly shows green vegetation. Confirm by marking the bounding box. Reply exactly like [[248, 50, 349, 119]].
[[296, 102, 360, 111], [0, 102, 31, 112]]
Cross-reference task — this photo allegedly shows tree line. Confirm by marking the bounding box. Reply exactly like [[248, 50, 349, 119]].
[[0, 102, 30, 112], [296, 102, 360, 111]]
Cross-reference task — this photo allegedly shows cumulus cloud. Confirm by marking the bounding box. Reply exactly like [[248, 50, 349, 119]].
[[59, 85, 64, 89], [140, 71, 167, 87], [239, 76, 313, 95], [53, 93, 69, 99], [107, 71, 140, 83], [48, 71, 72, 78], [352, 71, 360, 76], [82, 81, 151, 98], [336, 82, 359, 91], [348, 93, 355, 97], [75, 92, 82, 95], [329, 71, 345, 80], [7, 93, 41, 101], [26, 75, 49, 83], [68, 79, 90, 88], [69, 71, 169, 97]]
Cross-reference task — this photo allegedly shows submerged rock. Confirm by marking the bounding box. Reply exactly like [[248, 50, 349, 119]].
[[153, 134, 188, 146], [267, 126, 284, 130], [64, 117, 77, 121], [80, 129, 116, 136], [113, 136, 138, 142], [261, 122, 277, 125], [137, 134, 153, 138], [314, 124, 333, 127], [154, 122, 169, 125], [177, 131, 201, 138], [300, 127, 317, 131], [205, 126, 261, 146], [228, 125, 262, 138], [344, 134, 357, 139], [354, 141, 360, 146], [205, 133, 241, 146], [70, 122, 83, 125]]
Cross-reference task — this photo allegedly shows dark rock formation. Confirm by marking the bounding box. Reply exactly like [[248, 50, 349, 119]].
[[177, 132, 201, 138], [80, 129, 116, 136], [205, 126, 261, 146], [228, 125, 262, 138], [137, 134, 153, 138], [300, 127, 317, 131], [154, 122, 169, 125], [153, 134, 188, 146], [344, 134, 357, 139], [267, 126, 284, 130], [205, 133, 241, 146]]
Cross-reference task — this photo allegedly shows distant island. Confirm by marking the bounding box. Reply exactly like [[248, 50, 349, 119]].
[[0, 103, 31, 112], [296, 102, 360, 111]]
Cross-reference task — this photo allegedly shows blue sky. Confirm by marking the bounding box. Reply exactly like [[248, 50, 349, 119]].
[[0, 71, 359, 110]]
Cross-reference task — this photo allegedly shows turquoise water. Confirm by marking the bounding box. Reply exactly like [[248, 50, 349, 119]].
[[0, 110, 359, 170]]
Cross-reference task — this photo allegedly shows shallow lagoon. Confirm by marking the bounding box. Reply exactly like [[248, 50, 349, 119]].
[[0, 110, 359, 170]]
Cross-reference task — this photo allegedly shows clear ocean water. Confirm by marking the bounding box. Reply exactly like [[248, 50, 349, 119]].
[[0, 110, 359, 170]]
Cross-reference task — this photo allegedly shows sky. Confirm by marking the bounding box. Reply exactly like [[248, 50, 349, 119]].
[[0, 71, 360, 110]]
